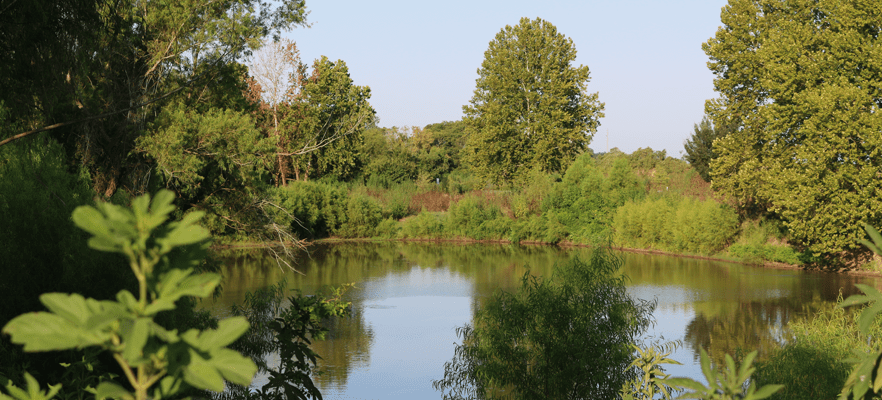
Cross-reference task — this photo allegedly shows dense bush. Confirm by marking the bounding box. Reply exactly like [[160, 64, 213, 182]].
[[270, 181, 347, 239], [447, 195, 511, 240], [433, 250, 655, 399], [613, 197, 738, 255], [400, 212, 447, 239], [335, 193, 383, 238]]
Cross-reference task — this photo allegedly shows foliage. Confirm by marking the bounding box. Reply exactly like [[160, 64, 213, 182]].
[[704, 0, 882, 260], [432, 251, 655, 399], [0, 0, 308, 196], [463, 17, 604, 184], [447, 196, 510, 240], [219, 280, 353, 400], [279, 56, 375, 182], [510, 169, 556, 219], [335, 194, 383, 238], [0, 134, 139, 387], [620, 342, 683, 400], [752, 296, 875, 400], [837, 225, 882, 399], [684, 117, 730, 182], [668, 349, 783, 400], [1, 190, 256, 400], [270, 181, 347, 239], [614, 197, 739, 255], [399, 212, 447, 239], [137, 101, 274, 235]]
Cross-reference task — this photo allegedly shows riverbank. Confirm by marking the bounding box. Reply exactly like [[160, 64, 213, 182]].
[[213, 236, 882, 278]]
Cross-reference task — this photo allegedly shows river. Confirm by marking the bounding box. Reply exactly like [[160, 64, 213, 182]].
[[201, 242, 880, 399]]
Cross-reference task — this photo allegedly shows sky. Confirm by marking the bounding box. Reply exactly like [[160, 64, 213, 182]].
[[280, 0, 730, 158]]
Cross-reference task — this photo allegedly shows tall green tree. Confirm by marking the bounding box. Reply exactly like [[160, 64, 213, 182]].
[[278, 56, 375, 182], [704, 0, 882, 260], [684, 116, 729, 182], [463, 17, 605, 184]]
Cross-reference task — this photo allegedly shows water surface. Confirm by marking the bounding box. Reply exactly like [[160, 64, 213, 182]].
[[203, 242, 880, 399]]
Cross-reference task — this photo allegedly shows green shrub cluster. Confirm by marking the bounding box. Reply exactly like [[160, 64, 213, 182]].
[[728, 244, 803, 265], [614, 197, 739, 255], [336, 194, 383, 238], [270, 181, 347, 239], [447, 196, 510, 240]]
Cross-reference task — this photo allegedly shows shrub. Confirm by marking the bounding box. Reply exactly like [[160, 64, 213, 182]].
[[374, 218, 401, 239], [270, 181, 347, 239], [447, 195, 508, 239], [667, 198, 739, 254], [433, 250, 655, 399], [400, 212, 447, 239], [335, 194, 383, 238]]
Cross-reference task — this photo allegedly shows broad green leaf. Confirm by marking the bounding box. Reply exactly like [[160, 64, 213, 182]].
[[143, 298, 176, 316], [861, 224, 882, 255], [149, 190, 177, 219], [39, 293, 93, 325], [152, 376, 183, 400], [194, 317, 249, 350], [121, 318, 150, 364], [210, 348, 257, 386], [2, 312, 107, 351], [115, 290, 139, 313], [858, 301, 882, 335], [182, 350, 224, 392], [95, 382, 134, 400], [153, 269, 220, 304], [71, 206, 111, 238]]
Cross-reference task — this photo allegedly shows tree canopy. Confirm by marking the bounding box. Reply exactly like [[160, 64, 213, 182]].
[[463, 17, 605, 185], [704, 0, 882, 260]]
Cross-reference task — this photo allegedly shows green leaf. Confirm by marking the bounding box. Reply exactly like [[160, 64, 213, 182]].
[[666, 377, 704, 391], [182, 349, 224, 392], [210, 348, 257, 386], [2, 312, 107, 351], [95, 382, 134, 400], [121, 318, 150, 364], [1, 373, 61, 400], [71, 206, 111, 238], [859, 301, 882, 335], [39, 293, 93, 325], [195, 317, 249, 350]]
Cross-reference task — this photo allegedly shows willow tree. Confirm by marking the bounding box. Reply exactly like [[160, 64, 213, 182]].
[[463, 17, 605, 185], [705, 0, 882, 260]]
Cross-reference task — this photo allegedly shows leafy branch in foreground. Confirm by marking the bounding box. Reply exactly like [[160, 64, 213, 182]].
[[667, 349, 782, 400], [837, 225, 882, 400], [1, 190, 256, 400]]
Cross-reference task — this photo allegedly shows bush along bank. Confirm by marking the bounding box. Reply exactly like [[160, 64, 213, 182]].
[[266, 151, 816, 268]]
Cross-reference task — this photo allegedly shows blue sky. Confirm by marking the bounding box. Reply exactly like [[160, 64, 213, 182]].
[[282, 0, 730, 157]]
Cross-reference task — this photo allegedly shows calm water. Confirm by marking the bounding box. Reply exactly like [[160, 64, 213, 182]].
[[202, 242, 880, 399]]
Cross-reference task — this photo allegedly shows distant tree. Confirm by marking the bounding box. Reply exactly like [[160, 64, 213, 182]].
[[463, 17, 605, 184], [704, 0, 882, 260], [684, 116, 729, 182]]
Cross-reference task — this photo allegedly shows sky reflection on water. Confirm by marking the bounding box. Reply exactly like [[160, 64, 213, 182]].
[[204, 243, 880, 399]]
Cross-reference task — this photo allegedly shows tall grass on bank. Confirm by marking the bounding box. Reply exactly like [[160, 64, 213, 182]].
[[753, 297, 882, 400]]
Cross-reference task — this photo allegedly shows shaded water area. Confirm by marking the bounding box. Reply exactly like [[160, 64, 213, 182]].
[[202, 242, 882, 399]]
